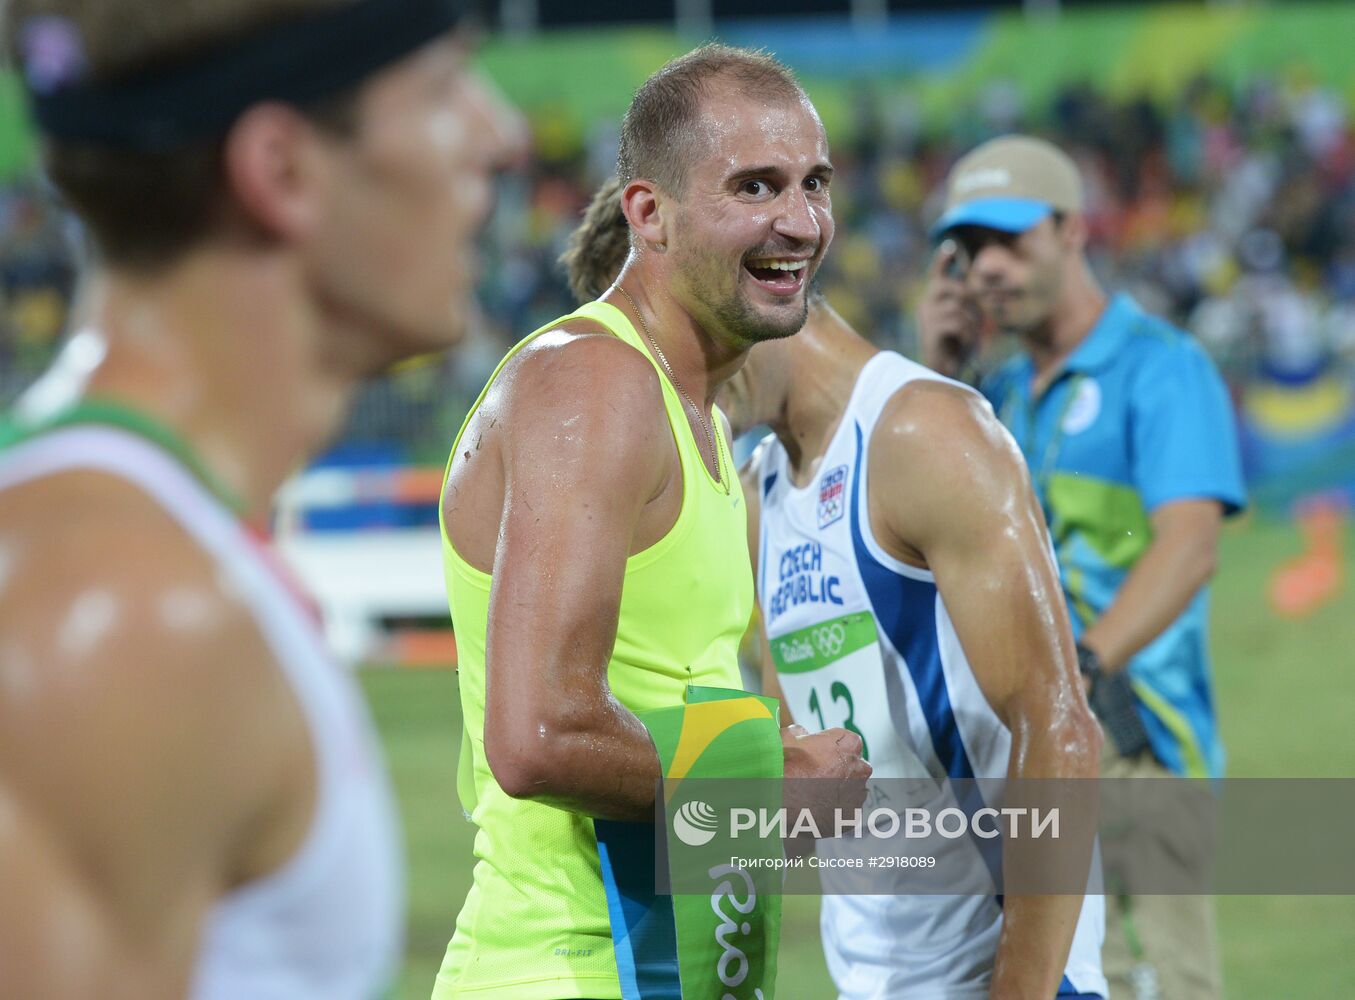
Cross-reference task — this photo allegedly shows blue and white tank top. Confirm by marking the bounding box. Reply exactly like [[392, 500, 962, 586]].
[[754, 351, 1106, 1000]]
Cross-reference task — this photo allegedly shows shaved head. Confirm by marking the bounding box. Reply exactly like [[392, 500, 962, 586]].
[[616, 42, 805, 195]]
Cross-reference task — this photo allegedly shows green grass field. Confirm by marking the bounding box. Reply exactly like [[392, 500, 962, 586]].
[[362, 516, 1355, 999]]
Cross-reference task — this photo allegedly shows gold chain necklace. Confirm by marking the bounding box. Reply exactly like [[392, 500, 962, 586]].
[[615, 284, 725, 488]]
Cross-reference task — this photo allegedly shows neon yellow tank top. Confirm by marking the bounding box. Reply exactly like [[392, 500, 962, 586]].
[[434, 301, 752, 999]]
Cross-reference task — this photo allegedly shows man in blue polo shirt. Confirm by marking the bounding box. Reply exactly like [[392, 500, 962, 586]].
[[922, 135, 1246, 1000]]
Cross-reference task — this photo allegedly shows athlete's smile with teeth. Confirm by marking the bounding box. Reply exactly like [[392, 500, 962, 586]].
[[745, 255, 812, 292]]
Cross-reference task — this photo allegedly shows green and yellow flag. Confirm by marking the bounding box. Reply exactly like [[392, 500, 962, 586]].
[[594, 686, 784, 999]]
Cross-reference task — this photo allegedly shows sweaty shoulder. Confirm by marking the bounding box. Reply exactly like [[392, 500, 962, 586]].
[[505, 324, 664, 410], [444, 325, 678, 570], [0, 471, 309, 907], [496, 327, 671, 480], [873, 376, 1006, 461], [868, 377, 1031, 556]]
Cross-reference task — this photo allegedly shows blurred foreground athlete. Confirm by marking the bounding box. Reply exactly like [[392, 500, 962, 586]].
[[0, 1, 517, 996]]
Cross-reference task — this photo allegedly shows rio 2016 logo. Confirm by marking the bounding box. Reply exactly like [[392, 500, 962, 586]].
[[673, 800, 720, 846], [710, 863, 765, 1000], [811, 622, 846, 658], [672, 809, 768, 997]]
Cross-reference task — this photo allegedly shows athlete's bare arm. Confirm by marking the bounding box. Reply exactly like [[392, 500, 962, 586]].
[[867, 382, 1102, 1000], [445, 332, 676, 821], [0, 475, 314, 999]]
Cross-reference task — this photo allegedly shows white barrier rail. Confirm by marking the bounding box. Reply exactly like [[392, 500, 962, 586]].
[[273, 466, 450, 665]]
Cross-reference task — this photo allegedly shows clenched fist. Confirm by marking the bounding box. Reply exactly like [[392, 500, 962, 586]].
[[782, 724, 872, 839]]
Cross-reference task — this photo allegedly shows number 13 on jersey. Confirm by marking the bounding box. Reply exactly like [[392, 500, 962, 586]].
[[769, 611, 924, 779]]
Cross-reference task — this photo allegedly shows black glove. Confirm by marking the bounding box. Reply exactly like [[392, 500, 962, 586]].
[[1078, 644, 1152, 758]]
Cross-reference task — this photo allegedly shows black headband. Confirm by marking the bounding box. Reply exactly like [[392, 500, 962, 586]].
[[23, 0, 466, 151]]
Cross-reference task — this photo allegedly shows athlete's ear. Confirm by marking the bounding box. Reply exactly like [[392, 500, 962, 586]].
[[621, 178, 668, 252], [222, 102, 325, 243]]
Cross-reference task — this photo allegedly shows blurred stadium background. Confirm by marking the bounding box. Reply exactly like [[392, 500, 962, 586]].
[[3, 1, 1354, 996]]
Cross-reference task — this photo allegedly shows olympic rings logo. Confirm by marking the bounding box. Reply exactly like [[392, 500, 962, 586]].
[[812, 622, 847, 657]]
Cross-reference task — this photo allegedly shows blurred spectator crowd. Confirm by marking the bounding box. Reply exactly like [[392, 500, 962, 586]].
[[5, 72, 1355, 462]]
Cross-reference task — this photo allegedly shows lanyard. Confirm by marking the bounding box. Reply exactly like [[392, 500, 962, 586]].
[[1004, 371, 1086, 508]]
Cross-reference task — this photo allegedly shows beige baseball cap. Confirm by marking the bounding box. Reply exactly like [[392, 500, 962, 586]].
[[932, 134, 1083, 238]]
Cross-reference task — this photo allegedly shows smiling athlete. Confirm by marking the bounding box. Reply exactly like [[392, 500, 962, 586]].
[[437, 44, 868, 1000]]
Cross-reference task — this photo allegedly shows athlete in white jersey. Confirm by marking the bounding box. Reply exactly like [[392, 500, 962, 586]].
[[726, 295, 1108, 1000], [0, 1, 520, 995], [0, 412, 403, 999]]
